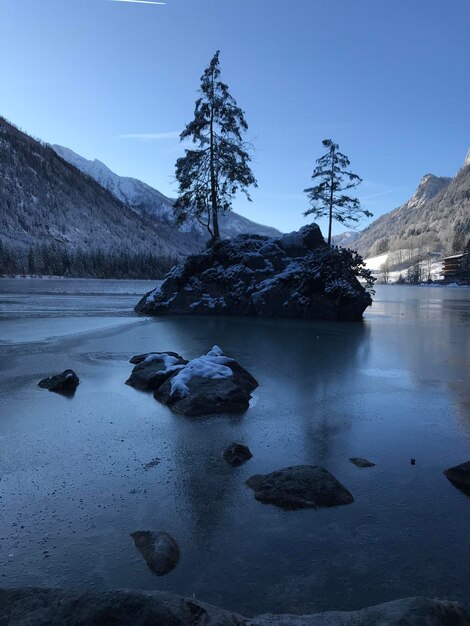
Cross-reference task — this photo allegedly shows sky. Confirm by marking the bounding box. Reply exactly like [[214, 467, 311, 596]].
[[1, 0, 469, 235]]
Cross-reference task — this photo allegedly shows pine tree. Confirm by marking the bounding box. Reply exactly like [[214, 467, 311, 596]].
[[174, 51, 257, 240], [304, 139, 372, 245]]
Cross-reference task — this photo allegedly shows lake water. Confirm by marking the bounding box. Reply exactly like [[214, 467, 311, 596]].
[[0, 278, 469, 616]]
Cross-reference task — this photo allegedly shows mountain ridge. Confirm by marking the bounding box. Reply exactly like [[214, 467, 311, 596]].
[[51, 144, 280, 240], [349, 158, 469, 259]]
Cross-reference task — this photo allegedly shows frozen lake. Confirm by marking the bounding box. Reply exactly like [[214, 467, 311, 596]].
[[0, 278, 469, 616]]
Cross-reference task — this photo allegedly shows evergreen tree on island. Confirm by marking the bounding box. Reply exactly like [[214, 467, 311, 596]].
[[174, 51, 257, 240], [304, 139, 372, 245]]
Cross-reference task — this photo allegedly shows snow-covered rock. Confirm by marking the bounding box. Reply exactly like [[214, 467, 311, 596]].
[[136, 224, 373, 321], [126, 352, 187, 391], [127, 346, 258, 416]]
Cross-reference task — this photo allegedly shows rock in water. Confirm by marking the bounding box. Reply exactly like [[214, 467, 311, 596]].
[[251, 596, 470, 625], [126, 352, 187, 391], [246, 465, 354, 509], [154, 348, 258, 416], [135, 224, 372, 321], [444, 461, 470, 492], [130, 531, 180, 576], [349, 457, 375, 468], [0, 590, 467, 625], [223, 443, 253, 466], [125, 345, 257, 416], [38, 369, 79, 395]]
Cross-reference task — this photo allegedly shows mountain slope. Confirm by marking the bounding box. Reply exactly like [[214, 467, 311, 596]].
[[0, 117, 203, 263], [52, 145, 280, 240], [351, 166, 470, 258]]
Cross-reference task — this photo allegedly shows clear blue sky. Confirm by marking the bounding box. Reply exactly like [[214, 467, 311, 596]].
[[1, 0, 469, 234]]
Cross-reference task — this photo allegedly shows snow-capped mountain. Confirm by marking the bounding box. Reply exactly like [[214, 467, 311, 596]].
[[52, 145, 175, 224], [52, 145, 280, 240], [331, 231, 360, 248], [0, 118, 203, 262]]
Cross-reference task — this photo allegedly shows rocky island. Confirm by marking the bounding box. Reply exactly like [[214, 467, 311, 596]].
[[135, 224, 373, 321]]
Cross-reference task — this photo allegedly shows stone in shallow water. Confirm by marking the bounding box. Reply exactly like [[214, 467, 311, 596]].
[[0, 590, 467, 625], [126, 352, 187, 391], [349, 457, 375, 468], [153, 347, 259, 417], [38, 369, 79, 395], [444, 461, 470, 492], [246, 465, 354, 510], [130, 531, 180, 576], [223, 442, 253, 466]]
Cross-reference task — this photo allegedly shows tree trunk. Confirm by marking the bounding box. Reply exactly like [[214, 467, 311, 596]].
[[328, 144, 335, 246], [209, 71, 220, 240]]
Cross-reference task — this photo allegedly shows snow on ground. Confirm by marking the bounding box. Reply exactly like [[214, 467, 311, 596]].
[[364, 253, 389, 272], [169, 346, 234, 397], [364, 251, 444, 282]]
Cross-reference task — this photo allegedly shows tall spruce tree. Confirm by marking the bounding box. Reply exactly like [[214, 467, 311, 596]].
[[174, 51, 257, 240], [304, 139, 372, 245]]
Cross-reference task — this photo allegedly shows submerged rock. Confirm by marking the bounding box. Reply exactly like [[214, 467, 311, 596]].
[[38, 369, 79, 395], [0, 589, 467, 626], [349, 457, 375, 468], [130, 531, 180, 576], [135, 223, 373, 321], [444, 461, 470, 492], [246, 465, 354, 509], [223, 443, 253, 466], [126, 351, 187, 391]]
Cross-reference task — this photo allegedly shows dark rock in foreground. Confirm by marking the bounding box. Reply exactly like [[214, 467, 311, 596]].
[[38, 369, 79, 395], [130, 531, 180, 576], [126, 346, 258, 416], [349, 457, 375, 468], [444, 461, 470, 493], [252, 596, 470, 625], [223, 443, 253, 466], [135, 224, 372, 321], [0, 589, 468, 625], [154, 349, 258, 416], [126, 352, 187, 391], [246, 465, 354, 509]]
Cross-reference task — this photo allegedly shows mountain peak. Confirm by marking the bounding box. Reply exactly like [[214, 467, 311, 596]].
[[464, 149, 470, 168]]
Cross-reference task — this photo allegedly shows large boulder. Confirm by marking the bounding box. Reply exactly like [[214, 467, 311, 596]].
[[130, 531, 180, 576], [38, 369, 79, 395], [154, 347, 258, 416], [135, 224, 373, 321], [126, 346, 258, 417], [0, 589, 468, 626], [246, 465, 354, 509]]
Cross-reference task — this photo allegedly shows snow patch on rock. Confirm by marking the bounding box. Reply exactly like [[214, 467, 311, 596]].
[[169, 346, 234, 398]]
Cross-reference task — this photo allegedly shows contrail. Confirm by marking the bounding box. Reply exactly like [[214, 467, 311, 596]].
[[109, 0, 166, 5]]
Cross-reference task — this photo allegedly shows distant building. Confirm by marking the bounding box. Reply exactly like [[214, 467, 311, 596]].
[[441, 253, 465, 282]]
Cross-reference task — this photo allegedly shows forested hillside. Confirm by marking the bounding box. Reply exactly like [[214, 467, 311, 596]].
[[0, 118, 211, 277], [352, 156, 470, 264]]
